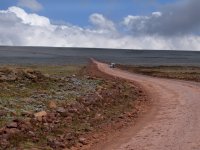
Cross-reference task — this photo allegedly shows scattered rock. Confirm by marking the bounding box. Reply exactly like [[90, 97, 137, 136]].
[[28, 131, 35, 137], [34, 111, 47, 118], [126, 112, 133, 118], [6, 128, 20, 135], [56, 107, 66, 113], [6, 122, 18, 128], [79, 137, 88, 145], [49, 100, 57, 109], [34, 111, 47, 121], [56, 107, 68, 117], [68, 108, 78, 113], [94, 113, 104, 121], [0, 68, 47, 82], [118, 115, 124, 119], [19, 119, 32, 131], [0, 65, 143, 149], [0, 128, 5, 135], [86, 107, 90, 113]]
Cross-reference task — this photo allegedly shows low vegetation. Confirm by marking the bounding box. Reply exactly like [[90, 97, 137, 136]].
[[0, 64, 144, 149], [117, 65, 200, 82]]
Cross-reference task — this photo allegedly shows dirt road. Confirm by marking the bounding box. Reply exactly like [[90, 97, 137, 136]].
[[93, 60, 200, 150]]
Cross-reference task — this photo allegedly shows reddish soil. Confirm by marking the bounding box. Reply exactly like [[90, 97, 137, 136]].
[[92, 60, 200, 150], [77, 60, 149, 150]]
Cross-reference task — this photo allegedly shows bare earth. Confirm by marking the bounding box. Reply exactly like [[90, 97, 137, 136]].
[[93, 60, 200, 150]]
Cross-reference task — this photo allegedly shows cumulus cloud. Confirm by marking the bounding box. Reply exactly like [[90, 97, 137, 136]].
[[123, 0, 200, 36], [8, 7, 50, 27], [123, 11, 163, 35], [17, 0, 43, 11], [89, 13, 116, 32], [0, 6, 200, 50]]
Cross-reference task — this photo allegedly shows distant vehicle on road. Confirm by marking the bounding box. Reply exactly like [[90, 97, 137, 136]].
[[110, 63, 116, 68]]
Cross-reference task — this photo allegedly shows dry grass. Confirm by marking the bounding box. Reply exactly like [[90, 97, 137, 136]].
[[117, 65, 200, 82]]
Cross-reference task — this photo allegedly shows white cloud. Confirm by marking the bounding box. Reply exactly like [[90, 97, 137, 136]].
[[8, 7, 50, 27], [122, 0, 200, 36], [122, 12, 163, 33], [17, 0, 43, 11], [0, 7, 200, 50], [152, 12, 162, 17], [123, 15, 149, 32], [89, 13, 116, 32]]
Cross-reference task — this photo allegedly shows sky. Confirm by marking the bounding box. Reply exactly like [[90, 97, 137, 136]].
[[0, 0, 200, 50]]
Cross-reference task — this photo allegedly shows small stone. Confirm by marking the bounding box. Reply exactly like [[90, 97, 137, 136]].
[[47, 119, 53, 124], [68, 108, 78, 113], [28, 131, 35, 137], [56, 107, 68, 117], [79, 137, 88, 145], [54, 120, 60, 124], [94, 113, 104, 121], [44, 123, 48, 126], [118, 115, 124, 119], [126, 112, 133, 118], [56, 107, 66, 113], [92, 134, 98, 139], [86, 107, 90, 113], [18, 121, 32, 132], [6, 128, 20, 134], [48, 101, 57, 109], [34, 111, 47, 118], [6, 122, 18, 128], [34, 111, 47, 121], [0, 128, 5, 135]]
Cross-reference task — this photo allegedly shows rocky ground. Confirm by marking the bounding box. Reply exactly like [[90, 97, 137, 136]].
[[117, 65, 200, 82], [0, 63, 146, 149]]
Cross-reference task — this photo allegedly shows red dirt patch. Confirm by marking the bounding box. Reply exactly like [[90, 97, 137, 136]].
[[76, 60, 150, 150]]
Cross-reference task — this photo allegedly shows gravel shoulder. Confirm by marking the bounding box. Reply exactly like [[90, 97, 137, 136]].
[[93, 60, 200, 150]]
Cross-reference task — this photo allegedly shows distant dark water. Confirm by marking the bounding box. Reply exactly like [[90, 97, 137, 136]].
[[0, 46, 200, 66]]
